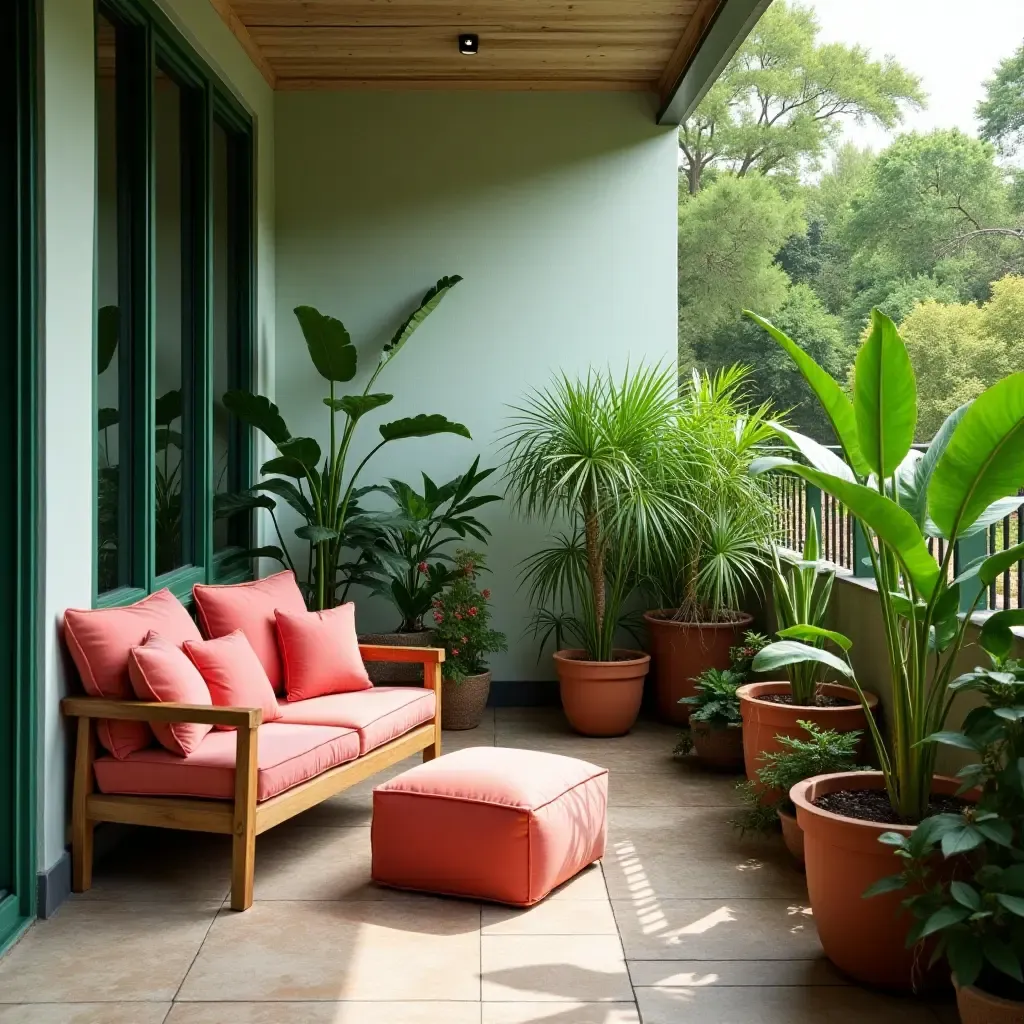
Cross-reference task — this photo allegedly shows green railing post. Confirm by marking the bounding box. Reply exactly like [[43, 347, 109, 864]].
[[853, 523, 873, 579], [805, 485, 821, 550], [956, 533, 988, 614]]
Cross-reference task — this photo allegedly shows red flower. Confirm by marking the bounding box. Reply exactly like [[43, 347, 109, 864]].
[[455, 612, 462, 620], [433, 611, 443, 623], [481, 589, 491, 599], [468, 607, 478, 617], [461, 636, 468, 644], [451, 648, 460, 656], [417, 561, 429, 574]]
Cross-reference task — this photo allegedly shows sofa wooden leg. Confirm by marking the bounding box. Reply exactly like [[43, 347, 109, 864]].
[[72, 717, 96, 893], [231, 723, 258, 911], [423, 664, 442, 762]]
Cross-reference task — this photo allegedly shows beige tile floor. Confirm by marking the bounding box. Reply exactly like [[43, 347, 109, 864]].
[[0, 707, 954, 1023]]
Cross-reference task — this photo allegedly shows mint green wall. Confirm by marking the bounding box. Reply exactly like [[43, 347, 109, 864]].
[[274, 91, 679, 682]]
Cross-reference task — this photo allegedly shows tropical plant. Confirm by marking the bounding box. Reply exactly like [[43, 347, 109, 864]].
[[747, 305, 1024, 822], [770, 511, 838, 705], [865, 630, 1024, 997], [503, 364, 694, 662], [729, 630, 771, 678], [217, 277, 471, 610], [734, 720, 866, 835], [342, 457, 501, 632], [430, 550, 507, 684], [643, 366, 778, 623]]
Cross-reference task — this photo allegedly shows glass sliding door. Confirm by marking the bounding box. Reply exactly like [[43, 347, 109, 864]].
[[0, 0, 38, 954]]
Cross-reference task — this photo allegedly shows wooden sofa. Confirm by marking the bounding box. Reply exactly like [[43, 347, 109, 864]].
[[61, 644, 443, 911]]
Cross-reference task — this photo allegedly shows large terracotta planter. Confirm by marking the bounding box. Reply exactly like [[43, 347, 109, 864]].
[[778, 807, 804, 868], [553, 649, 649, 737], [643, 610, 753, 725], [358, 629, 436, 684], [955, 975, 1024, 1023], [691, 721, 744, 771], [737, 681, 879, 786], [792, 770, 966, 990], [441, 671, 491, 731]]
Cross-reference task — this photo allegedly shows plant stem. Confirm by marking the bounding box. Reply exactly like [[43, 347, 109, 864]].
[[582, 487, 606, 659]]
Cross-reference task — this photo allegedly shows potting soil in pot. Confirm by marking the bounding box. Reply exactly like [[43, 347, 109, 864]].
[[756, 693, 857, 708], [814, 789, 972, 826]]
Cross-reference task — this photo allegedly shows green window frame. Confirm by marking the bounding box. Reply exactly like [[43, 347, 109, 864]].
[[94, 0, 255, 609]]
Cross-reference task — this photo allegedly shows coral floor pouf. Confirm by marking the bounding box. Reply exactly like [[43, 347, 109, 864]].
[[371, 746, 608, 906]]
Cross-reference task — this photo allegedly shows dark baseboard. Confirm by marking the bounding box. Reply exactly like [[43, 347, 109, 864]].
[[36, 851, 70, 920], [489, 679, 559, 707]]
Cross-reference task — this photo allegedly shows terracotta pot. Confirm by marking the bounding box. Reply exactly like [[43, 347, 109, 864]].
[[643, 610, 753, 725], [358, 629, 436, 684], [955, 975, 1024, 1023], [441, 671, 491, 731], [691, 720, 744, 771], [778, 807, 804, 868], [553, 649, 649, 737], [737, 681, 879, 787], [792, 770, 966, 990]]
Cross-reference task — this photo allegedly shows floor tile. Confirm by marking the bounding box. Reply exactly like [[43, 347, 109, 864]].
[[481, 935, 633, 1003], [627, 958, 847, 987], [483, 900, 618, 936], [166, 1003, 481, 1023], [0, 902, 219, 1002], [611, 898, 819, 961], [635, 985, 942, 1023], [483, 1005, 641, 1023], [0, 1006, 170, 1024], [177, 899, 481, 1001], [548, 865, 610, 901], [607, 768, 739, 809]]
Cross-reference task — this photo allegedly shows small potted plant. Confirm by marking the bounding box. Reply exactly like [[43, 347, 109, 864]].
[[733, 721, 867, 866], [737, 513, 877, 781], [430, 550, 507, 730]]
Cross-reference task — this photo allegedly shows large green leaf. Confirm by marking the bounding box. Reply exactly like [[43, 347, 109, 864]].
[[770, 422, 854, 481], [98, 407, 119, 431], [379, 414, 471, 443], [980, 609, 1024, 661], [751, 458, 940, 599], [97, 305, 119, 374], [777, 624, 853, 651], [898, 403, 970, 529], [928, 373, 1024, 539], [223, 391, 291, 445], [956, 495, 1024, 540], [261, 456, 306, 479], [744, 311, 870, 477], [380, 276, 462, 368], [277, 436, 322, 471], [155, 389, 182, 427], [979, 542, 1024, 588], [255, 478, 314, 521], [325, 394, 394, 421], [854, 309, 917, 480], [295, 524, 340, 544], [752, 640, 854, 679], [294, 306, 357, 383], [214, 491, 276, 517]]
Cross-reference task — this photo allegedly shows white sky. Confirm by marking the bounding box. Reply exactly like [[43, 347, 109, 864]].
[[806, 0, 1024, 153]]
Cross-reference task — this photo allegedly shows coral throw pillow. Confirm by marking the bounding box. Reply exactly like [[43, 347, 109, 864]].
[[183, 629, 283, 730], [192, 570, 307, 693], [275, 603, 372, 702], [128, 632, 213, 756], [63, 589, 203, 759]]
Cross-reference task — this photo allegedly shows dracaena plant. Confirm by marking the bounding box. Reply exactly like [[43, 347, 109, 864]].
[[217, 277, 471, 610], [747, 307, 1024, 823]]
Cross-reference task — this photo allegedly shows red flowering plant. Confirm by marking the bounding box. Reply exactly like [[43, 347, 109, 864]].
[[431, 550, 507, 683]]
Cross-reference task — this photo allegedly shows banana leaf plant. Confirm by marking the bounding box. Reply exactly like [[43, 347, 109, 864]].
[[747, 307, 1024, 823], [217, 276, 472, 610]]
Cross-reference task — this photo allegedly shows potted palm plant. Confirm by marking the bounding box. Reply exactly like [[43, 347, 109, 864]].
[[737, 512, 878, 782], [642, 367, 778, 724], [746, 306, 1024, 989], [503, 365, 690, 737]]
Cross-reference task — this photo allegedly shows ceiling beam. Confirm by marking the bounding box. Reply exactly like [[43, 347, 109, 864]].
[[657, 0, 770, 125], [207, 0, 278, 88]]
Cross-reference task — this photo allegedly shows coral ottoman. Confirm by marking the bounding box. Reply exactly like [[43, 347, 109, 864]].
[[371, 746, 608, 906]]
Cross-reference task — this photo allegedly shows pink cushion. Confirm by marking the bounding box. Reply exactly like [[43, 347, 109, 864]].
[[183, 630, 283, 730], [192, 570, 307, 692], [94, 723, 359, 802], [275, 603, 371, 701], [371, 746, 608, 906], [276, 686, 435, 755], [128, 632, 213, 756], [64, 589, 203, 759]]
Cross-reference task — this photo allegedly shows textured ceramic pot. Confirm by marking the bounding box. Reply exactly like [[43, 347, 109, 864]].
[[691, 721, 744, 771], [955, 975, 1024, 1023], [737, 681, 879, 786], [777, 807, 805, 867], [441, 671, 491, 731], [643, 610, 753, 725], [553, 649, 649, 737], [792, 770, 966, 990], [358, 629, 436, 684]]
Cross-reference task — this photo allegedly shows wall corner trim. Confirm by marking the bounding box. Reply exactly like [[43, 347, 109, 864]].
[[206, 0, 277, 89], [36, 852, 72, 920]]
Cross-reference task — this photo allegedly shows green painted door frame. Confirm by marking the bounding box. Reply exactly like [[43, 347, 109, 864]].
[[0, 0, 39, 956]]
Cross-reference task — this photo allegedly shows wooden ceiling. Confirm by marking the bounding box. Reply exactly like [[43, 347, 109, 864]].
[[209, 0, 724, 103]]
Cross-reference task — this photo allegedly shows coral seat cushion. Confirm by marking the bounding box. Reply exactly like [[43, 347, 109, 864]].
[[275, 603, 371, 701], [94, 723, 360, 802], [371, 746, 608, 906], [63, 589, 203, 759], [183, 630, 282, 730], [128, 632, 213, 756], [276, 687, 435, 755], [192, 570, 307, 692]]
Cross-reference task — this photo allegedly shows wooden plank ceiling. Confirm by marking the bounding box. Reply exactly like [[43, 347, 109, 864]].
[[212, 0, 721, 101]]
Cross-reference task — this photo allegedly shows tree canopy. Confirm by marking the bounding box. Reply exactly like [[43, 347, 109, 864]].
[[978, 41, 1024, 156]]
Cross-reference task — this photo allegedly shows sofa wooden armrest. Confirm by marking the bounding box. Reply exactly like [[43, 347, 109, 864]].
[[61, 696, 262, 729]]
